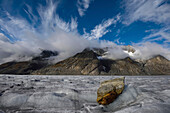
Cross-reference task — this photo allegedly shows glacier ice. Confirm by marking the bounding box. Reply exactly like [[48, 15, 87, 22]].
[[0, 75, 170, 113]]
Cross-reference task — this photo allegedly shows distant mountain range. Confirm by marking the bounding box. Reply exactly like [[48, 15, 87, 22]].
[[0, 48, 170, 75]]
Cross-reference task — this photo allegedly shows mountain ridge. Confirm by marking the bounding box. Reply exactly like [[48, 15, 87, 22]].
[[0, 49, 170, 75]]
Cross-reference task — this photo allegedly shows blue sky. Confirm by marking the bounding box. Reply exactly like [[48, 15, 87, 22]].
[[0, 0, 170, 63], [0, 0, 169, 44]]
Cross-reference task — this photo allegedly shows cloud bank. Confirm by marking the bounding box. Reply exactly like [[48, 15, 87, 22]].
[[97, 41, 170, 61], [131, 42, 170, 60]]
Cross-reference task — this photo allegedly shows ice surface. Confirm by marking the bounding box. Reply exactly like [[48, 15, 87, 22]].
[[103, 85, 139, 112], [0, 93, 29, 107], [0, 75, 170, 113]]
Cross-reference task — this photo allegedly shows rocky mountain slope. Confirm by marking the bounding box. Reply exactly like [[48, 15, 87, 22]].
[[0, 49, 170, 75], [144, 55, 170, 75], [32, 49, 102, 75], [0, 61, 46, 74], [0, 50, 58, 74]]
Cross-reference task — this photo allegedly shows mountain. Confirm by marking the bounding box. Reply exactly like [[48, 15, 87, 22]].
[[0, 49, 170, 75], [0, 50, 58, 74], [32, 49, 102, 75], [100, 57, 145, 75], [32, 50, 59, 61], [144, 55, 170, 75], [122, 45, 136, 53], [0, 61, 46, 74]]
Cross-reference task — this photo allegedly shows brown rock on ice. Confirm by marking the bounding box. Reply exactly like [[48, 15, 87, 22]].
[[97, 77, 125, 105]]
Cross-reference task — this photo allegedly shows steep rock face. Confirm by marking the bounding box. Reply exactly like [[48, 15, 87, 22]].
[[32, 49, 103, 75], [144, 55, 170, 75], [101, 57, 145, 75], [97, 77, 125, 105]]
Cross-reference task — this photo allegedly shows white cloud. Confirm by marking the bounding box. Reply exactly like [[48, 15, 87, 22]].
[[77, 0, 92, 17], [132, 42, 170, 60], [23, 3, 38, 25], [143, 28, 170, 43], [0, 24, 94, 65], [0, 12, 33, 40], [37, 1, 78, 33], [114, 38, 121, 44], [70, 17, 78, 31], [101, 42, 129, 60], [120, 0, 170, 60], [123, 0, 170, 25], [0, 33, 10, 42], [55, 16, 78, 32], [0, 1, 90, 64], [0, 1, 78, 39], [83, 14, 121, 40], [122, 0, 170, 46], [98, 41, 170, 60]]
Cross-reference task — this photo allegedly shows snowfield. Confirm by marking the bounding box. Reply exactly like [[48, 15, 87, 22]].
[[0, 75, 170, 113]]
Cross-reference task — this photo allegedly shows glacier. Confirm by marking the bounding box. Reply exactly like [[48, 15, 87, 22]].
[[0, 75, 170, 113]]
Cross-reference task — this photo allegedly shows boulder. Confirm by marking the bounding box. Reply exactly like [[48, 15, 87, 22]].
[[97, 77, 125, 105]]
